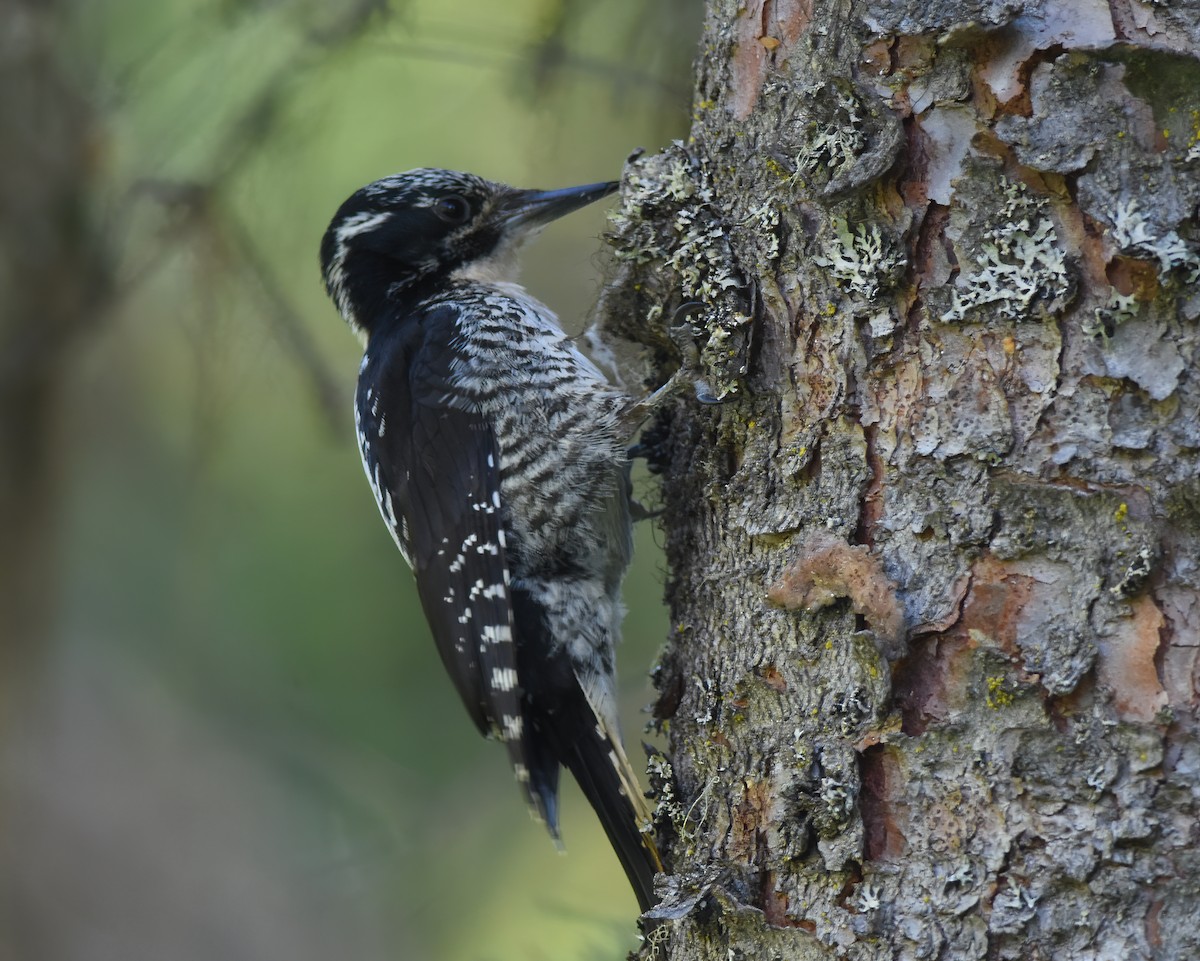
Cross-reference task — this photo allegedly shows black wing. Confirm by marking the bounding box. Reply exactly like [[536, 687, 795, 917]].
[[356, 309, 538, 811]]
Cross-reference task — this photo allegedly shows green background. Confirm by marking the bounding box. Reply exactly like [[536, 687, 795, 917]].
[[34, 1, 698, 958]]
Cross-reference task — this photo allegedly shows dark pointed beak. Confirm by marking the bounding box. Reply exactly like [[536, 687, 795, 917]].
[[496, 180, 619, 233]]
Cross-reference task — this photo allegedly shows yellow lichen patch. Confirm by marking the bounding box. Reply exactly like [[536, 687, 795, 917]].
[[764, 156, 791, 179], [985, 676, 1014, 709]]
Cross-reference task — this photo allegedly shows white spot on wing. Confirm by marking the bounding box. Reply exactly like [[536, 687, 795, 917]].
[[481, 624, 513, 644], [357, 401, 413, 567], [491, 668, 518, 692]]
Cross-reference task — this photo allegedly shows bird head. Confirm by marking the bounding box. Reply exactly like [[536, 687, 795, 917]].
[[320, 168, 618, 338]]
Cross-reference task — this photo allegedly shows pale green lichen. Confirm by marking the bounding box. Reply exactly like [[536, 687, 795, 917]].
[[793, 84, 868, 181], [665, 203, 744, 302], [851, 880, 883, 913], [1108, 198, 1200, 282], [742, 201, 780, 263], [1083, 286, 1140, 339], [813, 216, 906, 299], [942, 179, 1071, 322], [647, 752, 716, 861], [607, 143, 755, 399], [818, 774, 853, 823]]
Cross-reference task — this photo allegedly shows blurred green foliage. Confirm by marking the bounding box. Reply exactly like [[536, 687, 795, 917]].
[[34, 0, 698, 957]]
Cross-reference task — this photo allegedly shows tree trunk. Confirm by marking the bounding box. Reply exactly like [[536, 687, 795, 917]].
[[0, 3, 112, 954], [602, 1, 1200, 958], [0, 0, 107, 655]]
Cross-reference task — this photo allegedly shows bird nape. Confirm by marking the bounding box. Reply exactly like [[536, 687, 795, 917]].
[[319, 168, 663, 912]]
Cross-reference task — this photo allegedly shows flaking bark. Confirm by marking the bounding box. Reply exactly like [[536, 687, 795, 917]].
[[601, 1, 1200, 958]]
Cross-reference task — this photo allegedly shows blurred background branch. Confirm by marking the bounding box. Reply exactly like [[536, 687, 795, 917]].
[[0, 0, 110, 656], [0, 0, 699, 958]]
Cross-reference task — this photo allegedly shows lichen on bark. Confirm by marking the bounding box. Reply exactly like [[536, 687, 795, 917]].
[[598, 1, 1200, 959]]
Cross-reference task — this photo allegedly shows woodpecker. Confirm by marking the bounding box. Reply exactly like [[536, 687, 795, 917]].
[[319, 168, 661, 910]]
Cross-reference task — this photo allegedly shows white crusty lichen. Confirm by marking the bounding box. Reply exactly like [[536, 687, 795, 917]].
[[1108, 198, 1200, 282], [647, 753, 683, 825], [692, 673, 717, 725], [831, 686, 870, 736], [942, 179, 1071, 322], [995, 876, 1039, 913], [813, 216, 906, 300]]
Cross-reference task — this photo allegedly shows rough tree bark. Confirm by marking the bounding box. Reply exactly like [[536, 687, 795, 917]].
[[600, 1, 1200, 958]]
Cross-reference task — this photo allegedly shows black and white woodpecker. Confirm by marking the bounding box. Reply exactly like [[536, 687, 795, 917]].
[[319, 168, 662, 910]]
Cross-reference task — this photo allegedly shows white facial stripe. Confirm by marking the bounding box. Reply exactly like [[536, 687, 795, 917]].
[[327, 211, 395, 333], [335, 210, 392, 244]]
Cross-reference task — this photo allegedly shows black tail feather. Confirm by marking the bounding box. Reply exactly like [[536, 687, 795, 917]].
[[512, 588, 660, 911], [559, 724, 659, 912]]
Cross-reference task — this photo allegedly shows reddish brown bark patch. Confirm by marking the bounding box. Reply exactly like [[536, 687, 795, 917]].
[[893, 629, 976, 735], [729, 5, 771, 121], [1146, 896, 1164, 950], [894, 556, 1035, 733], [762, 871, 801, 926], [858, 423, 886, 546], [1106, 255, 1161, 301], [773, 0, 813, 45], [767, 531, 905, 646], [729, 778, 771, 864], [758, 663, 788, 692], [901, 118, 933, 208], [729, 0, 813, 120], [1097, 594, 1168, 722], [859, 744, 907, 861], [861, 37, 893, 79], [957, 555, 1036, 659]]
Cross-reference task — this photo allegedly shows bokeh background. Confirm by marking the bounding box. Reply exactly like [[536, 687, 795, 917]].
[[0, 2, 700, 958]]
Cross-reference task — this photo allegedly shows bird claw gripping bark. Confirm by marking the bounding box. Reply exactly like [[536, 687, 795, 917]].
[[669, 315, 724, 406]]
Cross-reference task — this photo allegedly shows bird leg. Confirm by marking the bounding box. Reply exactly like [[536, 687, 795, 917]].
[[619, 307, 723, 438]]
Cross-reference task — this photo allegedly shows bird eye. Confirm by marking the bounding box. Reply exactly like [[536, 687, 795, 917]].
[[434, 195, 471, 224]]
